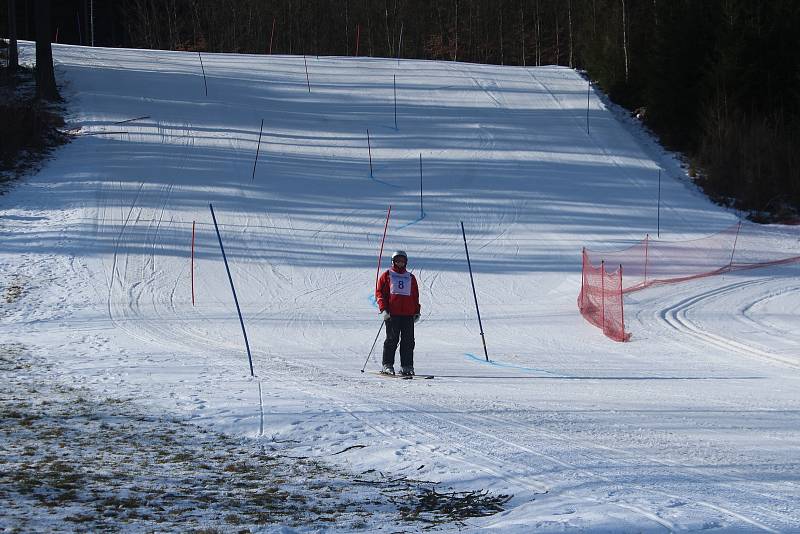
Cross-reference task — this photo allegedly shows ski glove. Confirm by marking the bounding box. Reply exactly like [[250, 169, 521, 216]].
[[413, 313, 420, 323], [381, 310, 391, 321]]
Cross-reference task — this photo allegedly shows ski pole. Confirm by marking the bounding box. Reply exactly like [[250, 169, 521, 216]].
[[360, 321, 385, 372]]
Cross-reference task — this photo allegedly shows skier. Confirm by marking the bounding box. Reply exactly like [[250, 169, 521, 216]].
[[376, 250, 421, 376]]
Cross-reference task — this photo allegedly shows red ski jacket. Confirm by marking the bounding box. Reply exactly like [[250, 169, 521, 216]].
[[376, 266, 420, 316]]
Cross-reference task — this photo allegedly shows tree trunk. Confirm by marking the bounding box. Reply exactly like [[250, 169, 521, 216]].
[[35, 0, 60, 101], [555, 4, 560, 65], [81, 0, 88, 45], [384, 4, 392, 56], [621, 0, 629, 83], [568, 0, 573, 68], [499, 7, 503, 65], [454, 0, 458, 62], [520, 2, 525, 67], [535, 0, 541, 66], [7, 0, 19, 72]]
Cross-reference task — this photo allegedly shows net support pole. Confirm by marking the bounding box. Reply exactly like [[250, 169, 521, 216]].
[[580, 247, 589, 309], [657, 169, 662, 238], [643, 234, 649, 285], [209, 203, 255, 377], [728, 221, 742, 270], [600, 260, 606, 331], [461, 221, 489, 361], [579, 248, 585, 308]]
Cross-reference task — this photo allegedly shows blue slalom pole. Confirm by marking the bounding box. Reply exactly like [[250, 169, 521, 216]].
[[461, 221, 489, 361], [252, 118, 264, 181], [419, 153, 424, 218], [198, 52, 208, 97], [209, 203, 255, 377]]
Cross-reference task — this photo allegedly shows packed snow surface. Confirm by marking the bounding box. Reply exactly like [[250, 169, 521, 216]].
[[2, 43, 800, 532]]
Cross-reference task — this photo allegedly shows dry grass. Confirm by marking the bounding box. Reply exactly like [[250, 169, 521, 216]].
[[0, 344, 513, 531], [0, 65, 71, 193]]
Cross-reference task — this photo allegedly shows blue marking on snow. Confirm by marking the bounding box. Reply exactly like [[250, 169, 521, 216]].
[[369, 171, 403, 189], [464, 353, 561, 375], [397, 213, 425, 230]]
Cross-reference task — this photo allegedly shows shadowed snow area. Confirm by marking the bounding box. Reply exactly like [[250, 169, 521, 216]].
[[1, 42, 799, 532]]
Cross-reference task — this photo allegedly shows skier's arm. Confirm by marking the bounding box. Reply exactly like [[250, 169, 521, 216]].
[[375, 271, 389, 311], [412, 275, 421, 314]]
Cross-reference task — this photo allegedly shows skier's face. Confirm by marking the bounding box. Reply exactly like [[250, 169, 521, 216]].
[[393, 257, 407, 269]]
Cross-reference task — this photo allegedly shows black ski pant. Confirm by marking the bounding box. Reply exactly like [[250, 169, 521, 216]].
[[382, 315, 415, 368]]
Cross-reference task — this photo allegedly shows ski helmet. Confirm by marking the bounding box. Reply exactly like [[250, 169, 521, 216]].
[[391, 250, 408, 262]]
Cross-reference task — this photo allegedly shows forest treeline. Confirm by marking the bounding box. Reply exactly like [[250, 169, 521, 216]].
[[5, 0, 799, 219]]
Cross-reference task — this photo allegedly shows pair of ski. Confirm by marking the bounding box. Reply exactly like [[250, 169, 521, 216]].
[[374, 371, 434, 380]]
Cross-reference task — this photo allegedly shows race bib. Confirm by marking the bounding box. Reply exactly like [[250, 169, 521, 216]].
[[389, 271, 412, 296]]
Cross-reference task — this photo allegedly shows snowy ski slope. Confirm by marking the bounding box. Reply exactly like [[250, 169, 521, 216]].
[[2, 43, 800, 531]]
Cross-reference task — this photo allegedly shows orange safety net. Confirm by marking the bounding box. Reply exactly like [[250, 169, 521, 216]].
[[578, 253, 630, 342], [579, 221, 800, 341]]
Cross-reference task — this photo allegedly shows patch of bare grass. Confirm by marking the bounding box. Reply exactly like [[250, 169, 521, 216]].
[[0, 65, 71, 193]]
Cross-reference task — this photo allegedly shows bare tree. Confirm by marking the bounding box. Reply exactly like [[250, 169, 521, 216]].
[[520, 1, 525, 66], [652, 0, 658, 28], [498, 6, 503, 65], [7, 0, 18, 72], [568, 0, 573, 68], [35, 0, 59, 100], [454, 0, 458, 62], [535, 0, 541, 66], [621, 0, 629, 82], [384, 4, 392, 56], [554, 3, 560, 65]]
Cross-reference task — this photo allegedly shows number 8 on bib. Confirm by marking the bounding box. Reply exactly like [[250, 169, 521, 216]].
[[389, 271, 412, 296]]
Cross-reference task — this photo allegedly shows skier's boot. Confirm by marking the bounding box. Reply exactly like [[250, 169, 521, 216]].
[[381, 364, 395, 375], [400, 366, 414, 377]]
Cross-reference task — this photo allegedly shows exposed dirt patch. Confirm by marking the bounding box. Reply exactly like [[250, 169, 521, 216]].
[[0, 344, 511, 531], [0, 64, 72, 194], [4, 279, 24, 304]]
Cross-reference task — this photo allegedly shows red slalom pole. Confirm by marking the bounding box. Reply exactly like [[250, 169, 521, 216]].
[[191, 220, 196, 306], [376, 205, 392, 289]]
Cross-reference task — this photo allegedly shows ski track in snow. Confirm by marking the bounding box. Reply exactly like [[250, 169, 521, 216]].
[[643, 276, 800, 370], [3, 43, 800, 532], [249, 354, 797, 531]]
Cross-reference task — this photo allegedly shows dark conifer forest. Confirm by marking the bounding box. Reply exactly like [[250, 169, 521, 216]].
[[4, 1, 799, 219]]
